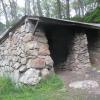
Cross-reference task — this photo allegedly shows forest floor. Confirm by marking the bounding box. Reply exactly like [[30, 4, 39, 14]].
[[56, 67, 100, 100]]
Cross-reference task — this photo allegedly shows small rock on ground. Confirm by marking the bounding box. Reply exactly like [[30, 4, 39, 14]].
[[69, 80, 99, 89]]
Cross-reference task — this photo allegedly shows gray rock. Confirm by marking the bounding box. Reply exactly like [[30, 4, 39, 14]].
[[0, 66, 13, 72], [20, 53, 26, 58], [9, 32, 13, 37], [37, 37, 48, 43], [25, 41, 38, 51], [21, 58, 27, 65], [69, 80, 99, 89], [26, 49, 38, 57], [35, 32, 46, 37], [41, 68, 50, 79], [27, 58, 45, 69], [13, 62, 21, 69], [12, 50, 17, 56], [19, 68, 41, 85], [38, 43, 50, 56], [17, 49, 22, 56], [45, 56, 53, 67], [9, 61, 13, 67], [13, 56, 19, 62], [19, 65, 27, 72], [3, 50, 8, 55], [2, 60, 9, 66], [20, 25, 25, 32]]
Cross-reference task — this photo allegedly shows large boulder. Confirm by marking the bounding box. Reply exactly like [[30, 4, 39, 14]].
[[25, 41, 39, 51], [39, 43, 50, 56], [27, 58, 45, 69], [19, 68, 41, 85]]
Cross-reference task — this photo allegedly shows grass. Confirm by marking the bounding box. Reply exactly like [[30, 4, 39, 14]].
[[0, 74, 98, 100], [0, 74, 68, 100]]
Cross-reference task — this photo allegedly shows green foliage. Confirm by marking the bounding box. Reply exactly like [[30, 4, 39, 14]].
[[35, 74, 63, 91], [94, 16, 100, 22], [83, 7, 100, 23], [71, 7, 100, 23]]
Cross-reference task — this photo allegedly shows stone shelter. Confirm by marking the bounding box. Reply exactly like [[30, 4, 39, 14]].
[[0, 16, 100, 85]]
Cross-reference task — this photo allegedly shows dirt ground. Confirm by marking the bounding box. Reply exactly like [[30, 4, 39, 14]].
[[56, 67, 100, 100]]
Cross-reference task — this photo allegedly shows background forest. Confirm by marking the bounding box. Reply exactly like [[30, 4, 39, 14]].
[[0, 0, 100, 33]]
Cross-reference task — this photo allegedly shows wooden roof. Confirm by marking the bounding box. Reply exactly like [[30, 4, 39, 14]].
[[0, 16, 100, 43], [30, 16, 100, 30]]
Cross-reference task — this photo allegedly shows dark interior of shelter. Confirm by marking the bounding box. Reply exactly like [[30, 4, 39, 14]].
[[86, 29, 99, 49], [86, 29, 100, 67], [44, 25, 74, 69]]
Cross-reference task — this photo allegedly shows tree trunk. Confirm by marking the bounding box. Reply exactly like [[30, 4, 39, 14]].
[[0, 0, 9, 27], [44, 0, 50, 17], [78, 0, 84, 16], [37, 0, 43, 16], [57, 0, 62, 19], [9, 0, 18, 22], [96, 0, 100, 7], [32, 0, 37, 16], [66, 0, 70, 19], [25, 0, 31, 15]]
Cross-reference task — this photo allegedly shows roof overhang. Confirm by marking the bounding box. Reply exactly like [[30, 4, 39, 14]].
[[28, 16, 100, 30], [0, 16, 100, 44]]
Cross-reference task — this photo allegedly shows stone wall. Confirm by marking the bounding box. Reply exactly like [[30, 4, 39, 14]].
[[65, 33, 91, 72], [0, 20, 53, 85]]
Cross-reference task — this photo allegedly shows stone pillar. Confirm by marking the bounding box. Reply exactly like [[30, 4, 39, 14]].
[[66, 33, 91, 72]]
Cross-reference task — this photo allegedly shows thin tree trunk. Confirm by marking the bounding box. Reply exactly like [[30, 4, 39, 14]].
[[66, 0, 70, 19], [74, 7, 78, 16], [25, 0, 31, 15], [9, 0, 18, 22], [78, 0, 84, 16], [44, 0, 50, 17], [9, 0, 13, 19], [37, 0, 43, 16], [77, 0, 81, 17], [46, 6, 50, 17], [96, 0, 100, 7], [0, 0, 9, 27], [32, 0, 37, 16], [57, 0, 62, 19]]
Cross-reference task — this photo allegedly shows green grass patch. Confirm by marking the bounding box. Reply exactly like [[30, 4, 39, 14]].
[[0, 74, 95, 100], [0, 74, 66, 100]]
